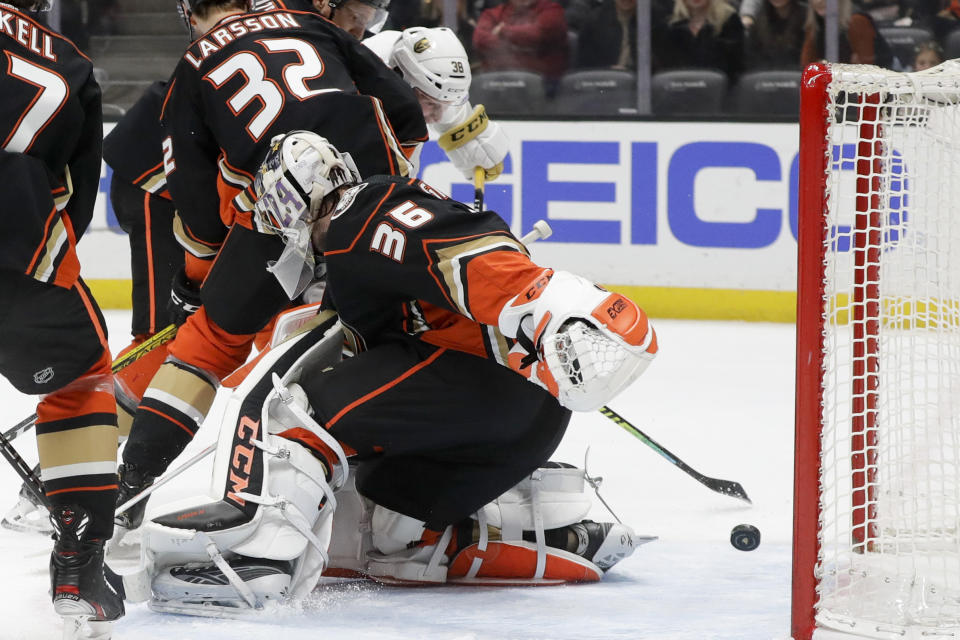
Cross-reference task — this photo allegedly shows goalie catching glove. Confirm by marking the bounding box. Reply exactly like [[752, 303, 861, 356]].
[[435, 103, 509, 182], [498, 270, 658, 411]]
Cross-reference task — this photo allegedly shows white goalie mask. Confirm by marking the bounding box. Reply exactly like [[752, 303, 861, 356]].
[[253, 131, 359, 299], [392, 27, 471, 106]]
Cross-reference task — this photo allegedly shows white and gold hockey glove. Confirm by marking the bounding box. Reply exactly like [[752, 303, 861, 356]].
[[435, 103, 509, 181], [498, 270, 658, 412]]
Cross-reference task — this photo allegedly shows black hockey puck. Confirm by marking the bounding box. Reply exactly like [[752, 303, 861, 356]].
[[730, 524, 761, 551]]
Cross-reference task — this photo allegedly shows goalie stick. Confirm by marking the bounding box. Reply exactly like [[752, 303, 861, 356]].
[[599, 405, 752, 504], [2, 323, 178, 443]]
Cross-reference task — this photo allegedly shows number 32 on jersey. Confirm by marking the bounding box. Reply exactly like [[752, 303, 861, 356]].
[[371, 200, 434, 262]]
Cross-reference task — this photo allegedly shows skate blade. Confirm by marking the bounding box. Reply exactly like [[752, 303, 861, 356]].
[[1, 513, 54, 535], [2, 499, 53, 535], [148, 597, 263, 620], [61, 616, 113, 640]]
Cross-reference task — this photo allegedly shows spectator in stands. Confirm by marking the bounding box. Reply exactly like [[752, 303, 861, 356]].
[[456, 0, 504, 58], [384, 0, 442, 31], [913, 39, 944, 69], [473, 0, 570, 82], [931, 0, 960, 41], [651, 0, 745, 79], [744, 0, 806, 69], [575, 0, 638, 69], [801, 0, 888, 66], [856, 0, 902, 23]]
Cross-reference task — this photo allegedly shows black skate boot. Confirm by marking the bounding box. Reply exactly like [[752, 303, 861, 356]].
[[114, 462, 155, 530], [50, 505, 125, 639]]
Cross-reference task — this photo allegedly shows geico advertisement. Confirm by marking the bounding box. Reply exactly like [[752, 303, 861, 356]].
[[81, 121, 804, 291]]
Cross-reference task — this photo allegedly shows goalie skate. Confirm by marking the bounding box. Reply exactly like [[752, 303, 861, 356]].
[[150, 556, 293, 619]]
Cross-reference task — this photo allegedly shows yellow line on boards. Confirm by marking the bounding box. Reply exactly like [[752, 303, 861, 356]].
[[605, 286, 797, 323], [86, 279, 132, 311], [86, 279, 799, 324]]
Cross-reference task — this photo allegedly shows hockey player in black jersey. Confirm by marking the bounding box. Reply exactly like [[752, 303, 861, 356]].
[[113, 0, 427, 535], [250, 133, 658, 585], [122, 132, 656, 612], [0, 0, 124, 636], [102, 81, 186, 438]]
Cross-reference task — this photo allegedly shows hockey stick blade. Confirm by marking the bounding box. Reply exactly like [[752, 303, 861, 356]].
[[599, 405, 752, 504], [1, 323, 178, 444]]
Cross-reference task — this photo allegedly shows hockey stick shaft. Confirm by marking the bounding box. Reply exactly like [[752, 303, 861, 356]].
[[474, 166, 485, 211], [115, 442, 217, 516], [110, 322, 177, 373], [2, 323, 178, 443], [0, 324, 179, 509], [599, 405, 752, 504], [0, 428, 48, 508]]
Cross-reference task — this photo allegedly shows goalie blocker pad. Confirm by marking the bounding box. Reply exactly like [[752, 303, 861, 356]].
[[134, 312, 349, 614]]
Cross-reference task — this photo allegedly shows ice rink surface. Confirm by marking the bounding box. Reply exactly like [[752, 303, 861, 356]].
[[0, 311, 796, 640]]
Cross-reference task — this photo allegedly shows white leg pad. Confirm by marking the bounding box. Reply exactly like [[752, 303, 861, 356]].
[[136, 315, 349, 610], [478, 464, 591, 541], [324, 468, 375, 576]]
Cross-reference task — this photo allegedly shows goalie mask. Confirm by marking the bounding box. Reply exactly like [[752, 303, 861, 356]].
[[253, 131, 359, 299], [392, 27, 471, 106]]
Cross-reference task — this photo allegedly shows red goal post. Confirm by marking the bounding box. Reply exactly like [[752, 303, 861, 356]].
[[794, 61, 960, 640]]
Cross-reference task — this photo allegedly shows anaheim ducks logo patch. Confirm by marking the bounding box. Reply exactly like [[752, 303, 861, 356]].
[[331, 183, 367, 220], [413, 37, 431, 54]]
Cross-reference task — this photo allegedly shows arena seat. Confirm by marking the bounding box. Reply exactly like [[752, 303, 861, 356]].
[[729, 70, 801, 116], [470, 71, 547, 117], [553, 70, 638, 116], [651, 69, 727, 116], [945, 29, 960, 60], [878, 26, 933, 70]]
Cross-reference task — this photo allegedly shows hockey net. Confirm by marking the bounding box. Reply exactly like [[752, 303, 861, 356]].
[[794, 61, 960, 640]]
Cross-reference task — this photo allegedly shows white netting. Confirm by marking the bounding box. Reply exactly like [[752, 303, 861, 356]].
[[815, 61, 960, 639], [548, 321, 629, 390]]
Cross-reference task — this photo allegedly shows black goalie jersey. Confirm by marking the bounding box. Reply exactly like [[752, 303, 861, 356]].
[[322, 176, 547, 364], [0, 6, 102, 287], [161, 8, 426, 259]]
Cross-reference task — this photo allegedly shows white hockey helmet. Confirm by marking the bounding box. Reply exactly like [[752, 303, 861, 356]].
[[391, 27, 471, 105], [253, 131, 359, 298]]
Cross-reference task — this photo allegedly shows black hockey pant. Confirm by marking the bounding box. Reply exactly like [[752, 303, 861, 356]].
[[299, 336, 570, 530], [111, 176, 182, 337]]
